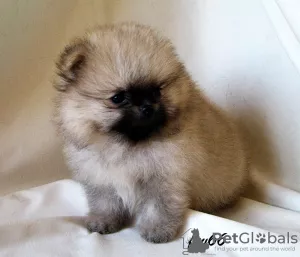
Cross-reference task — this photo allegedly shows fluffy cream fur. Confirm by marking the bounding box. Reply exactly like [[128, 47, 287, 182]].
[[53, 22, 248, 243]]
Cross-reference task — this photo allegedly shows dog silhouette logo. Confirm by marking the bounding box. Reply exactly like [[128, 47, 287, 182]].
[[182, 228, 210, 255]]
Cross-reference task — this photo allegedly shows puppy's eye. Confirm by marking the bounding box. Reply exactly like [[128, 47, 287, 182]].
[[111, 91, 125, 104]]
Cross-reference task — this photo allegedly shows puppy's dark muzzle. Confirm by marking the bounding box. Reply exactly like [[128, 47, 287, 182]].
[[140, 104, 154, 118]]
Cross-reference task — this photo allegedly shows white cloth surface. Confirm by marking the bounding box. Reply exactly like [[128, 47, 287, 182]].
[[0, 0, 300, 256], [1, 180, 300, 257]]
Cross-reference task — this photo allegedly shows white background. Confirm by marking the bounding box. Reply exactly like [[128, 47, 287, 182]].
[[0, 1, 300, 256]]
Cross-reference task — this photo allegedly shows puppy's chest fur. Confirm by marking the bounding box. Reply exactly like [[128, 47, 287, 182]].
[[65, 140, 182, 209]]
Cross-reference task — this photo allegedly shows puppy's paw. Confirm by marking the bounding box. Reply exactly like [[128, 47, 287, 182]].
[[140, 226, 177, 243], [85, 215, 123, 234]]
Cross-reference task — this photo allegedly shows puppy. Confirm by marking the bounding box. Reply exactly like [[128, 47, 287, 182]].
[[52, 22, 248, 243]]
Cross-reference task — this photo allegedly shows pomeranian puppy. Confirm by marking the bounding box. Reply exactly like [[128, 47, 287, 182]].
[[53, 22, 248, 243]]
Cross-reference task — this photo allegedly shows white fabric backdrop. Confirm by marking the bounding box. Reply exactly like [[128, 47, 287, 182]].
[[0, 0, 300, 256]]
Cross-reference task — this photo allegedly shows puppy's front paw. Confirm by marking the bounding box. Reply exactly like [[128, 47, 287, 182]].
[[140, 225, 178, 243], [85, 215, 123, 234]]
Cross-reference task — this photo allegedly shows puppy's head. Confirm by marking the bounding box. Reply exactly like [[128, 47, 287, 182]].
[[54, 23, 191, 145]]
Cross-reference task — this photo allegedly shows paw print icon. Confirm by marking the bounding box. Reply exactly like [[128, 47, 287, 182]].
[[256, 233, 266, 243]]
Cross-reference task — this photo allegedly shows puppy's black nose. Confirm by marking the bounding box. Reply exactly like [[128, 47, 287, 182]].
[[140, 105, 154, 118]]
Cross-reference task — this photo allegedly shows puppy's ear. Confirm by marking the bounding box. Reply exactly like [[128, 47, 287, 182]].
[[54, 38, 88, 91]]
